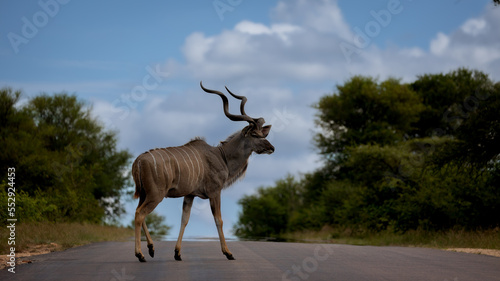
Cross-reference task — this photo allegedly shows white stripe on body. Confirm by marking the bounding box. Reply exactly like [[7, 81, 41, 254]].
[[154, 150, 170, 181], [192, 147, 205, 179], [157, 149, 174, 185], [181, 147, 198, 187], [172, 147, 192, 187], [164, 148, 181, 187], [185, 146, 202, 185], [147, 151, 158, 177]]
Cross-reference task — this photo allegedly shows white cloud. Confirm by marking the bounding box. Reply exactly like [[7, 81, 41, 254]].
[[234, 20, 302, 45], [182, 32, 215, 64], [234, 21, 273, 35], [271, 0, 352, 40], [461, 18, 487, 36], [341, 6, 500, 82], [398, 47, 426, 58], [169, 2, 500, 91], [430, 32, 450, 56], [425, 7, 500, 71], [167, 0, 355, 84]]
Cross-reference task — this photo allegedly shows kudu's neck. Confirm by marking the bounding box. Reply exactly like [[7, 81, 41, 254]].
[[218, 134, 251, 181], [217, 146, 229, 166]]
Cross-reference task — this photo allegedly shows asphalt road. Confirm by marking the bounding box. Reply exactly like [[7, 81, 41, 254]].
[[1, 241, 499, 281]]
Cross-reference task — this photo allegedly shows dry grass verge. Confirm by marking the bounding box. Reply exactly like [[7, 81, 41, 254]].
[[283, 226, 500, 257], [446, 248, 500, 257]]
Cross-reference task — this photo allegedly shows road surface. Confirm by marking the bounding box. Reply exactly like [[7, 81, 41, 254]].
[[1, 241, 499, 280]]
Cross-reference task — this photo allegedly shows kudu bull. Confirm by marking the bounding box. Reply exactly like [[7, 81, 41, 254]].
[[132, 82, 275, 262]]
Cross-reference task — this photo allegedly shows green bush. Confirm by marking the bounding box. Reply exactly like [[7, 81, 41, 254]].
[[0, 183, 58, 225]]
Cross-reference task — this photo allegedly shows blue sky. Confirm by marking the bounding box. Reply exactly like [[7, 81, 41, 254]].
[[1, 0, 499, 240]]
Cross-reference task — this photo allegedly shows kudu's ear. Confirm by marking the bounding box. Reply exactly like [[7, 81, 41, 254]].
[[242, 125, 253, 137], [262, 125, 271, 137]]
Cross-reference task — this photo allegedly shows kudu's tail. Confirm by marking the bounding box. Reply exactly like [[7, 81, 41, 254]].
[[132, 159, 142, 199]]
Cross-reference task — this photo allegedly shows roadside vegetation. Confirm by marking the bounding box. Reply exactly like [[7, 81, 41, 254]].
[[282, 227, 500, 250], [235, 68, 500, 250], [0, 90, 132, 224], [0, 89, 157, 255]]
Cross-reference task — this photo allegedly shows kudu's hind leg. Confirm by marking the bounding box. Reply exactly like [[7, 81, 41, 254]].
[[135, 197, 162, 262], [174, 195, 194, 261], [142, 221, 155, 258]]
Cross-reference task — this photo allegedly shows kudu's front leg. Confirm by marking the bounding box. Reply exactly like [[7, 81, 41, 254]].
[[210, 194, 235, 260], [174, 195, 194, 261]]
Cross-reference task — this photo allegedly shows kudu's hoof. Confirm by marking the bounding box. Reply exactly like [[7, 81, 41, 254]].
[[225, 254, 235, 260], [136, 253, 146, 262], [148, 244, 155, 258], [174, 249, 182, 261]]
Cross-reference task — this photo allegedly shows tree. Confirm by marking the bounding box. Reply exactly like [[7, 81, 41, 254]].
[[442, 81, 500, 167], [234, 176, 302, 238], [235, 68, 500, 238], [0, 89, 132, 223], [314, 76, 424, 170], [410, 68, 494, 138]]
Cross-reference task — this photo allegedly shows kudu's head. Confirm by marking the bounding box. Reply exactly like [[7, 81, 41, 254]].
[[200, 81, 275, 155]]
